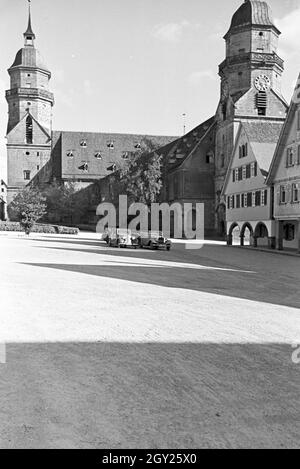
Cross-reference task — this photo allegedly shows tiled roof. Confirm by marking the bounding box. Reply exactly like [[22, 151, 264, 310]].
[[242, 121, 283, 143], [243, 121, 283, 172], [53, 130, 177, 180], [157, 116, 216, 171]]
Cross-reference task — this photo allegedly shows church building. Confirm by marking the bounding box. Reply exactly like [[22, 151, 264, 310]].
[[4, 0, 294, 238]]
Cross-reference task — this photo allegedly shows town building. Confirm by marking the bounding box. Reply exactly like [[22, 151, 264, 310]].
[[267, 76, 300, 252], [222, 120, 283, 247], [4, 0, 296, 238]]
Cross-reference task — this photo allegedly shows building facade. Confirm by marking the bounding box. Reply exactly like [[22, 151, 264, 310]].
[[223, 120, 283, 247], [4, 0, 295, 238], [267, 77, 300, 252]]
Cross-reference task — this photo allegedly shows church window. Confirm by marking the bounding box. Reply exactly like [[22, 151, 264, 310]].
[[246, 164, 251, 179], [242, 165, 246, 180], [227, 196, 230, 210], [26, 116, 33, 144], [80, 140, 87, 147], [238, 167, 243, 180], [232, 170, 235, 182], [286, 148, 294, 167], [23, 170, 31, 180], [244, 193, 248, 208], [236, 194, 241, 209], [221, 102, 227, 121], [221, 154, 225, 168]]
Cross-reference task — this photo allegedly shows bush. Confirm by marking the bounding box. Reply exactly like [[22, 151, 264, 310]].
[[0, 222, 79, 235]]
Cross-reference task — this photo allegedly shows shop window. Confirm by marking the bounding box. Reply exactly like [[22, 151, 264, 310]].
[[284, 224, 295, 241]]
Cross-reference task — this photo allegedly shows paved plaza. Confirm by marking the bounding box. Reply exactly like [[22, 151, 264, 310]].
[[0, 233, 300, 448]]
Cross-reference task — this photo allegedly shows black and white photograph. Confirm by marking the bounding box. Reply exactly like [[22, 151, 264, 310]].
[[0, 0, 299, 453]]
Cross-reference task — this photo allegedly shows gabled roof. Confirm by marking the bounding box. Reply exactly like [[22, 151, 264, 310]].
[[6, 111, 51, 141], [156, 116, 216, 171], [242, 121, 283, 172], [222, 119, 283, 195], [267, 76, 300, 184]]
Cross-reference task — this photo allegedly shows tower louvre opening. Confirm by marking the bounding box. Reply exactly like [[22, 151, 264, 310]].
[[26, 115, 33, 144]]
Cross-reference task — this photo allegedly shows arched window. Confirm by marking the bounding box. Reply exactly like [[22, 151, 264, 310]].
[[26, 116, 33, 144]]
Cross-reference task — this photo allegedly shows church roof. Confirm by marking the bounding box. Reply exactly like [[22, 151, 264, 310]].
[[226, 0, 280, 36], [10, 47, 50, 73], [157, 116, 216, 171], [52, 130, 178, 181]]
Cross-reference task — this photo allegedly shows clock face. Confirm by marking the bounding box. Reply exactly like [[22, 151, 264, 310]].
[[255, 74, 271, 91]]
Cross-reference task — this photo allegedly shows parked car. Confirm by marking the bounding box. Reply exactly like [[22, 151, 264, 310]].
[[106, 228, 140, 249], [137, 231, 172, 251]]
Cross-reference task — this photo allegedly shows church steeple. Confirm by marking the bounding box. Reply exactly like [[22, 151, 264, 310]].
[[24, 0, 35, 47]]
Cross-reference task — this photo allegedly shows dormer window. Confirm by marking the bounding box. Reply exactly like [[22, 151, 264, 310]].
[[107, 164, 117, 172], [78, 163, 88, 171], [95, 152, 102, 160], [122, 152, 129, 160], [107, 141, 114, 149], [80, 140, 87, 148], [67, 151, 74, 158]]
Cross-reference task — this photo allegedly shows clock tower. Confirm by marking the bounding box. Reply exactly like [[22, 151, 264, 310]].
[[214, 0, 288, 234]]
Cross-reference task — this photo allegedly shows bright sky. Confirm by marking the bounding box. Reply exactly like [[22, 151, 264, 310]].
[[1, 0, 300, 180]]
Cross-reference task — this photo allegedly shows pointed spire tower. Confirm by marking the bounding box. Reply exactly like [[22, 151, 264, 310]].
[[24, 0, 36, 46], [5, 0, 54, 208]]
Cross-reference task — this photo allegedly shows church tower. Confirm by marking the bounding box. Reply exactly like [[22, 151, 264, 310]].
[[214, 0, 287, 234], [6, 1, 54, 208]]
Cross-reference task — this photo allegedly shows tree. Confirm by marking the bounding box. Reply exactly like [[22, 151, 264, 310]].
[[9, 187, 47, 234], [112, 138, 163, 206], [43, 180, 89, 224]]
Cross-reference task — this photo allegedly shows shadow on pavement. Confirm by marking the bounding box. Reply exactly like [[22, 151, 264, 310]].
[[0, 341, 299, 449]]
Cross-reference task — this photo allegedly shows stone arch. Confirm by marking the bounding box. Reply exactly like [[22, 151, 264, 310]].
[[240, 222, 254, 246], [254, 222, 269, 238], [254, 222, 269, 248], [227, 222, 240, 246]]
